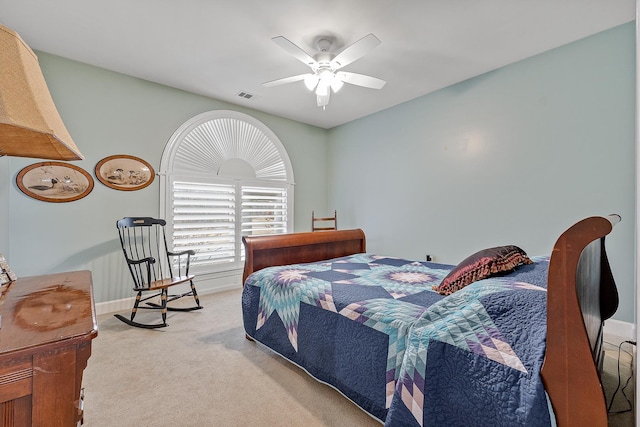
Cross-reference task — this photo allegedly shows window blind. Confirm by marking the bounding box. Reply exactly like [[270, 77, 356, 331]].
[[172, 181, 236, 267], [241, 186, 288, 237]]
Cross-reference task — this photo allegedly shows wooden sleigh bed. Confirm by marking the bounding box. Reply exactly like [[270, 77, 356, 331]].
[[241, 214, 620, 426]]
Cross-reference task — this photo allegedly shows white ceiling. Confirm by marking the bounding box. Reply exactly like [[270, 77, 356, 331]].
[[0, 0, 635, 129]]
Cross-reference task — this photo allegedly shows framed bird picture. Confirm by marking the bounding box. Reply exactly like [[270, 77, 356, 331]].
[[16, 162, 94, 202], [95, 154, 155, 191]]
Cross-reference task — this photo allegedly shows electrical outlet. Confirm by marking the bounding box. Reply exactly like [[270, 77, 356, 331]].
[[426, 255, 433, 262]]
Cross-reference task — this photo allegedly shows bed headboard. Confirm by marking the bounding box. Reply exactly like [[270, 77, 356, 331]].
[[242, 229, 366, 285], [542, 214, 620, 427]]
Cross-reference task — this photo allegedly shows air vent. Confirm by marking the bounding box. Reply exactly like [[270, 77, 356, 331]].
[[237, 91, 255, 100]]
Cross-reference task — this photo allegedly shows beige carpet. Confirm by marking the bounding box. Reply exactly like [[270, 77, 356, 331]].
[[603, 339, 635, 427], [83, 289, 634, 426]]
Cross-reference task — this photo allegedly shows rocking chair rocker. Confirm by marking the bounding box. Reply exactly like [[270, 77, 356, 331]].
[[115, 217, 202, 328]]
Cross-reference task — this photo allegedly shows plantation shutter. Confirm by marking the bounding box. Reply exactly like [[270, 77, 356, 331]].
[[241, 186, 288, 237], [172, 181, 237, 267]]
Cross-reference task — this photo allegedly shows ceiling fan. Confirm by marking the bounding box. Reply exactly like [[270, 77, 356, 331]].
[[263, 33, 386, 109]]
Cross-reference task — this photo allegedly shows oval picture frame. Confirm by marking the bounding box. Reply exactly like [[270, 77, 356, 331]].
[[16, 162, 94, 203], [95, 154, 155, 191]]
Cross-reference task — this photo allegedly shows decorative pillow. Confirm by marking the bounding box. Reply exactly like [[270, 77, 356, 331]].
[[433, 245, 533, 295]]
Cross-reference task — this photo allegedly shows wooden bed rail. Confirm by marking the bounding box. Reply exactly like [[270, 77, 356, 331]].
[[242, 229, 366, 285], [542, 214, 621, 427]]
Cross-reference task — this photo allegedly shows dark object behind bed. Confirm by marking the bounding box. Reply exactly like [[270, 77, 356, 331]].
[[242, 214, 621, 427]]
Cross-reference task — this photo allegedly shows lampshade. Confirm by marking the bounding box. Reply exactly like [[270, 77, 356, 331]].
[[0, 24, 83, 160]]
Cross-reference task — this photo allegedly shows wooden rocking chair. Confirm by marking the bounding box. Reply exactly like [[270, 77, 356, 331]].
[[115, 217, 202, 329]]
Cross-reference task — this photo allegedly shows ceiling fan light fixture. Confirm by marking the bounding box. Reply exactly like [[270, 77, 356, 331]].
[[330, 78, 344, 93], [317, 93, 330, 109], [304, 74, 319, 91], [265, 33, 385, 109], [316, 68, 343, 95], [315, 79, 330, 97]]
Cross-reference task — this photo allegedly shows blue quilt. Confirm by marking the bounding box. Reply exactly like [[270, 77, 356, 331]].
[[241, 253, 552, 426]]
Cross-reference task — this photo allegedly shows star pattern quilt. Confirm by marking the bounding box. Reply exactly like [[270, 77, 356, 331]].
[[241, 253, 553, 426]]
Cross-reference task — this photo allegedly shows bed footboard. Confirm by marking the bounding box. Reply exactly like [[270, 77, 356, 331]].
[[542, 214, 621, 427], [242, 229, 366, 284]]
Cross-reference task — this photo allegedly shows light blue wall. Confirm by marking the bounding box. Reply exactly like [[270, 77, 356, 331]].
[[0, 53, 328, 303], [0, 23, 635, 323], [328, 23, 636, 323]]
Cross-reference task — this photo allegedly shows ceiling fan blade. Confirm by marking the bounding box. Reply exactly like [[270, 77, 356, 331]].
[[263, 74, 311, 87], [272, 36, 318, 67], [336, 71, 386, 89], [330, 33, 381, 69]]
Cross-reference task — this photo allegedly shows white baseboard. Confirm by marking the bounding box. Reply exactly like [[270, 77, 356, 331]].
[[94, 284, 240, 316], [604, 318, 636, 345], [95, 273, 242, 316]]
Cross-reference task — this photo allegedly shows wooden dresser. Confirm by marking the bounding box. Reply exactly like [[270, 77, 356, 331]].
[[0, 270, 97, 426]]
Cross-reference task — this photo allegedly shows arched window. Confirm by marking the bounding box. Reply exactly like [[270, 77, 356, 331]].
[[160, 110, 294, 274]]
